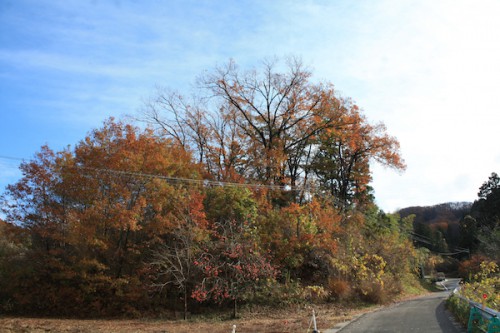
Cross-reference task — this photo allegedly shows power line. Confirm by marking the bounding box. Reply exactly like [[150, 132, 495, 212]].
[[0, 155, 25, 162], [74, 165, 311, 192], [77, 165, 351, 207], [0, 154, 302, 191], [0, 154, 348, 207], [437, 249, 470, 256]]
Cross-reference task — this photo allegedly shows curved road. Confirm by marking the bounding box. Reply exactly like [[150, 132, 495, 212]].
[[332, 278, 466, 333]]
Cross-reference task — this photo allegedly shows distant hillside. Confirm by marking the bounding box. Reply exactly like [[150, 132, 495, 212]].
[[398, 202, 472, 225], [398, 202, 472, 253]]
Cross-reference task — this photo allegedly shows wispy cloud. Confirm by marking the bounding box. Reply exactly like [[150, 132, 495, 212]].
[[1, 0, 499, 210]]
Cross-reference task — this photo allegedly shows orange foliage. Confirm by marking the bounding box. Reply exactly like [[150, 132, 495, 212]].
[[0, 58, 413, 317]]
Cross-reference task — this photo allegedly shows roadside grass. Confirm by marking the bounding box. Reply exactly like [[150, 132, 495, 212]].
[[446, 294, 470, 327], [419, 278, 442, 293], [0, 303, 373, 333], [0, 277, 433, 332], [0, 301, 409, 333], [391, 274, 436, 302]]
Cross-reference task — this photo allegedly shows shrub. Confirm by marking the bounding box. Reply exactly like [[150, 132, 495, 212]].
[[327, 278, 352, 301], [446, 295, 470, 327], [460, 261, 500, 310], [458, 254, 490, 281], [303, 285, 329, 303], [358, 279, 387, 304]]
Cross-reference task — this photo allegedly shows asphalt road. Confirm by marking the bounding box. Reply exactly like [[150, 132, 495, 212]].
[[332, 278, 466, 333]]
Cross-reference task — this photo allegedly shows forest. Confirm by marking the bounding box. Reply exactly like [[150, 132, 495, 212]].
[[0, 58, 498, 319]]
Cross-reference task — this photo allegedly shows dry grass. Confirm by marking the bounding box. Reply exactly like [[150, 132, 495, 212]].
[[0, 281, 428, 333], [0, 303, 378, 333]]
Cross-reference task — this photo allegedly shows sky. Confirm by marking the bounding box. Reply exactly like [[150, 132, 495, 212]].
[[1, 0, 500, 212]]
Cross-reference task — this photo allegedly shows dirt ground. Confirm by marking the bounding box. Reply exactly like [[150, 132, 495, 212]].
[[0, 303, 378, 333]]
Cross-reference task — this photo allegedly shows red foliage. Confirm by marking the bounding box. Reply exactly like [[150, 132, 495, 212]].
[[458, 254, 490, 280]]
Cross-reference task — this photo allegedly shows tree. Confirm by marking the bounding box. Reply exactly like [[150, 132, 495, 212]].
[[67, 118, 201, 279], [141, 58, 350, 191], [311, 106, 405, 208], [462, 172, 500, 257], [0, 57, 413, 316], [187, 186, 276, 318], [149, 192, 208, 320], [192, 219, 277, 318], [140, 88, 246, 183], [201, 57, 350, 187], [478, 172, 500, 200], [472, 172, 500, 227], [140, 56, 405, 212], [477, 228, 500, 262], [0, 118, 202, 316], [331, 208, 417, 302], [0, 220, 28, 311]]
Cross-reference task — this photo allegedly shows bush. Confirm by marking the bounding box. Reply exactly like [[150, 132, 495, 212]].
[[260, 278, 305, 306], [446, 295, 470, 327], [303, 285, 329, 303], [327, 278, 352, 301], [460, 261, 500, 310], [358, 280, 387, 304], [458, 254, 490, 281]]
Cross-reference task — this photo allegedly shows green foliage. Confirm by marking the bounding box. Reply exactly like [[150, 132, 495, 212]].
[[461, 172, 500, 255], [446, 295, 470, 327], [260, 277, 305, 306], [328, 208, 419, 304], [460, 261, 500, 310], [399, 202, 470, 253], [448, 261, 500, 333], [477, 227, 500, 262], [203, 186, 257, 225]]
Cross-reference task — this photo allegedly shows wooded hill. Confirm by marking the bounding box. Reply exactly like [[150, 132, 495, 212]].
[[398, 173, 500, 265], [398, 202, 471, 254]]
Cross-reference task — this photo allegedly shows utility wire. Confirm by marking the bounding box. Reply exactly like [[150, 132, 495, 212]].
[[437, 249, 470, 256], [0, 154, 348, 207], [0, 154, 299, 191], [76, 165, 303, 192], [0, 155, 25, 162], [77, 165, 349, 207]]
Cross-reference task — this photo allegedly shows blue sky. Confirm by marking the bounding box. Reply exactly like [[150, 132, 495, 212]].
[[1, 0, 500, 212]]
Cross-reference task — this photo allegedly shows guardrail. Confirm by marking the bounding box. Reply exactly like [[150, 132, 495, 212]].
[[452, 288, 500, 333]]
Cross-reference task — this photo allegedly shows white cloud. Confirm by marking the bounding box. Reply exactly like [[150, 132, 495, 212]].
[[1, 0, 499, 210]]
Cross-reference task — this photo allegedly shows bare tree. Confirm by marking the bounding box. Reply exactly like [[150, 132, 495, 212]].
[[139, 57, 357, 194], [149, 219, 202, 320]]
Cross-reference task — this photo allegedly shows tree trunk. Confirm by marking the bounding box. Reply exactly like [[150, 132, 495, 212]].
[[232, 298, 237, 319], [183, 287, 188, 320]]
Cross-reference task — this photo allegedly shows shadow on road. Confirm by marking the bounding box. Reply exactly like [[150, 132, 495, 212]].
[[436, 298, 466, 333]]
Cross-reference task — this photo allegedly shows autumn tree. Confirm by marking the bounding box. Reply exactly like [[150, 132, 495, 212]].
[[0, 220, 28, 312], [0, 118, 203, 316], [140, 89, 245, 182], [149, 191, 208, 320], [190, 186, 277, 318], [330, 208, 418, 303], [192, 219, 277, 319], [140, 56, 405, 213], [311, 105, 405, 208], [201, 57, 346, 187], [141, 57, 351, 192], [0, 57, 414, 316], [63, 119, 201, 280]]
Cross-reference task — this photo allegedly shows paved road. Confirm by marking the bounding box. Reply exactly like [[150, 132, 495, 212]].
[[333, 278, 466, 333]]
